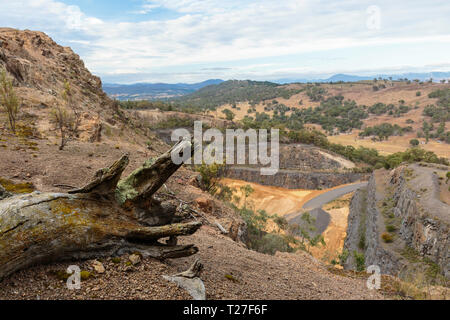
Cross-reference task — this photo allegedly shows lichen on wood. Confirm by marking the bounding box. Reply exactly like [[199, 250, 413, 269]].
[[0, 139, 201, 281]]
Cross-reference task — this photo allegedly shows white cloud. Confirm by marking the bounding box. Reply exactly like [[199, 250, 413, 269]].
[[1, 0, 450, 82]]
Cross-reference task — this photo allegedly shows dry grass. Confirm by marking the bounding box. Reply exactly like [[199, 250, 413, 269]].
[[328, 133, 450, 158], [204, 81, 450, 159]]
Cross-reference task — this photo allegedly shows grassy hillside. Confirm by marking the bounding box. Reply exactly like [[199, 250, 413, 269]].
[[204, 81, 450, 158], [120, 79, 450, 158], [170, 80, 302, 109]]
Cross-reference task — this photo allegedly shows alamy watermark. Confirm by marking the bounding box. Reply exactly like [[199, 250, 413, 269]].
[[170, 121, 280, 175], [366, 265, 381, 290], [366, 5, 381, 30], [66, 265, 81, 290]]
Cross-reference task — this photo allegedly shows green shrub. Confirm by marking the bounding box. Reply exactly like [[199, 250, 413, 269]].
[[338, 249, 349, 266], [195, 162, 225, 194], [353, 251, 365, 272], [253, 233, 294, 255], [154, 117, 194, 129], [386, 225, 397, 232], [409, 139, 419, 147], [358, 234, 366, 250]]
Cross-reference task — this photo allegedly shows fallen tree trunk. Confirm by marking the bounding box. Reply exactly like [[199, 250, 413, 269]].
[[0, 139, 201, 281]]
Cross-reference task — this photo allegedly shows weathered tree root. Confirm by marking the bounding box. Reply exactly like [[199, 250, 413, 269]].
[[0, 139, 201, 281]]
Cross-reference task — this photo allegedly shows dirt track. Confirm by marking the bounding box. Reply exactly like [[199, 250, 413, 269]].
[[286, 182, 367, 235]]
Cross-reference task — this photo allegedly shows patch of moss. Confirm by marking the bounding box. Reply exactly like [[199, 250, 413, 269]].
[[125, 261, 132, 266], [15, 125, 34, 139], [0, 177, 35, 193], [111, 257, 121, 264], [224, 274, 239, 283], [80, 270, 92, 281], [381, 232, 394, 243], [51, 270, 71, 281]]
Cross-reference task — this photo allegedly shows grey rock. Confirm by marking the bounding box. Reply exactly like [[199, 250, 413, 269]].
[[163, 275, 206, 300]]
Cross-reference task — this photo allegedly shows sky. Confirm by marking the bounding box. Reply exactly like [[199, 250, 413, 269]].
[[1, 0, 450, 84]]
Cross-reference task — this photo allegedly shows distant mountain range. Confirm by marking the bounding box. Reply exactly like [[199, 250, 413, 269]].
[[103, 72, 450, 100], [103, 79, 224, 100], [275, 72, 450, 84]]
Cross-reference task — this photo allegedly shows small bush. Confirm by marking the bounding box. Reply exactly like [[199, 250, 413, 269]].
[[358, 234, 366, 250], [338, 249, 349, 266], [0, 68, 20, 133], [195, 162, 225, 194], [409, 139, 419, 147], [353, 251, 365, 272], [382, 232, 394, 243], [386, 225, 397, 232], [252, 233, 293, 255]]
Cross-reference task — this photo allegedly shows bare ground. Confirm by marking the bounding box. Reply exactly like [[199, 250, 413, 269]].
[[0, 121, 385, 300]]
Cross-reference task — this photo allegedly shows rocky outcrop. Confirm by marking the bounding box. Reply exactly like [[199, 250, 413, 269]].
[[225, 167, 366, 190], [0, 28, 113, 140], [390, 165, 449, 277], [344, 164, 449, 278], [277, 144, 354, 171], [343, 177, 404, 274]]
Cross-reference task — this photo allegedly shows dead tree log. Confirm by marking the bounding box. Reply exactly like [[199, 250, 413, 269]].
[[0, 139, 201, 281]]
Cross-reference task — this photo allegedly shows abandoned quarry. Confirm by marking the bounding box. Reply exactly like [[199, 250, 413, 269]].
[[0, 25, 448, 303]]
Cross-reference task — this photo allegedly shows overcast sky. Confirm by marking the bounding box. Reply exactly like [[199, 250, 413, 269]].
[[1, 0, 450, 83]]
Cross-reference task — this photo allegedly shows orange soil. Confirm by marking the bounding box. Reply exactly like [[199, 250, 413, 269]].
[[220, 178, 355, 263], [220, 178, 320, 216]]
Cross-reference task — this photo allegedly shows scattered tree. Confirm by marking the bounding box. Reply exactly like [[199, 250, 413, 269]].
[[409, 139, 420, 147], [0, 68, 20, 133], [195, 162, 225, 194], [51, 106, 74, 150], [62, 80, 81, 136], [240, 184, 254, 209], [222, 108, 235, 121]]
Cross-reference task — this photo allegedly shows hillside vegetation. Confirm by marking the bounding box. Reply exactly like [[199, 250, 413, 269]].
[[170, 80, 302, 109], [124, 79, 450, 158]]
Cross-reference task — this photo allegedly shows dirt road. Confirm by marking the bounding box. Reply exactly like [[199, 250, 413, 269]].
[[287, 182, 368, 235]]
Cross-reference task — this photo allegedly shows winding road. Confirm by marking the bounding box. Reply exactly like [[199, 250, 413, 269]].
[[286, 182, 368, 235]]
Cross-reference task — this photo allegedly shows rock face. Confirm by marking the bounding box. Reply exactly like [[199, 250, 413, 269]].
[[0, 28, 112, 140], [343, 164, 449, 278], [277, 144, 354, 171], [222, 143, 363, 189], [343, 177, 404, 274], [225, 167, 366, 190]]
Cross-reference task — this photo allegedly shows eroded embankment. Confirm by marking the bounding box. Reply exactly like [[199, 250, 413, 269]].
[[225, 167, 366, 190], [220, 178, 354, 264], [343, 164, 449, 279]]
